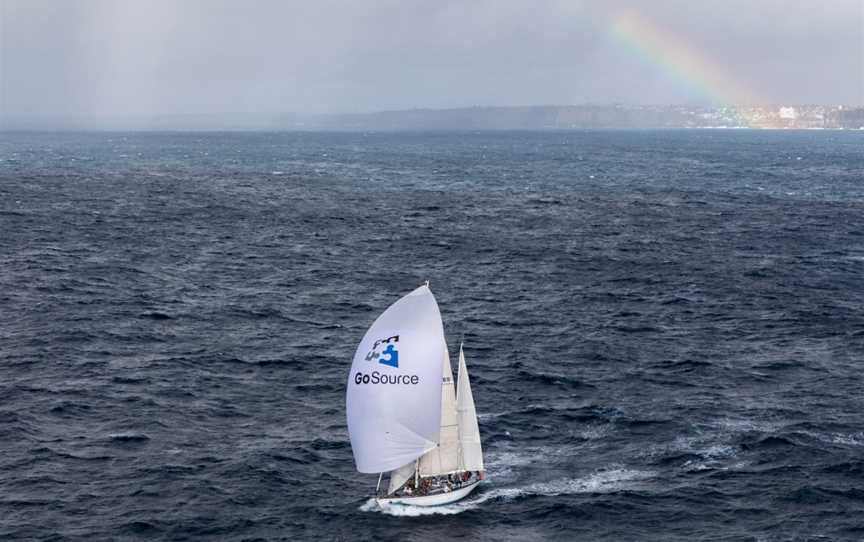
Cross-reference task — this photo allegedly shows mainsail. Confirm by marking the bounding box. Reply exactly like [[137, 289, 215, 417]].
[[456, 345, 484, 471], [346, 285, 445, 473], [417, 349, 460, 476]]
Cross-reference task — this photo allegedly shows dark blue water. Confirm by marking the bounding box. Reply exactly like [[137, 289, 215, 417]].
[[2, 130, 863, 541]]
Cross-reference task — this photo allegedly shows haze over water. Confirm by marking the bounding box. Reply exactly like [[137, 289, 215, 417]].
[[2, 0, 862, 126]]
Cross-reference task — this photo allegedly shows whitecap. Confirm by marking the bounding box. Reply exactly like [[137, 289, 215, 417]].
[[358, 468, 656, 516], [578, 424, 612, 440], [798, 430, 864, 447], [642, 434, 738, 462], [483, 450, 535, 481], [360, 498, 477, 516], [712, 418, 783, 433], [518, 468, 656, 497], [830, 432, 864, 446]]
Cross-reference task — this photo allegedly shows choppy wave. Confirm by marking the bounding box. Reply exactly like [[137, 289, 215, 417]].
[[3, 130, 864, 540], [361, 468, 657, 516]]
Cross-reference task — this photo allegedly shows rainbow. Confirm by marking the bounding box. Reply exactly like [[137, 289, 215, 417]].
[[608, 9, 763, 125]]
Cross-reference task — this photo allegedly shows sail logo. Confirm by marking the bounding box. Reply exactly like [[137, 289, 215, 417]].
[[364, 335, 399, 368], [354, 370, 419, 386]]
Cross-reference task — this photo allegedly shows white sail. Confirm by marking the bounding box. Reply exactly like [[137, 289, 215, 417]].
[[387, 462, 416, 495], [456, 345, 484, 471], [346, 285, 445, 473], [418, 349, 461, 476]]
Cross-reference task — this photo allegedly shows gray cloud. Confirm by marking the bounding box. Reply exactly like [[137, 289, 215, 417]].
[[1, 0, 862, 121]]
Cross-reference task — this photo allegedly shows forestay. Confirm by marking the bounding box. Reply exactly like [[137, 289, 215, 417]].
[[346, 285, 445, 473]]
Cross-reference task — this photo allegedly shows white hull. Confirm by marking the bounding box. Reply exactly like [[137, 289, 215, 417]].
[[376, 480, 480, 507]]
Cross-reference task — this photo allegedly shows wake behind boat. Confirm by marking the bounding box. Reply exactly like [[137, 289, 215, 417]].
[[346, 283, 486, 507]]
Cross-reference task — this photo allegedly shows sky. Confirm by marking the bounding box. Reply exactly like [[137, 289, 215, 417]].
[[0, 0, 862, 119]]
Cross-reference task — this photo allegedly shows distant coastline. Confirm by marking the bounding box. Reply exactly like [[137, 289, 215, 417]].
[[3, 104, 863, 131]]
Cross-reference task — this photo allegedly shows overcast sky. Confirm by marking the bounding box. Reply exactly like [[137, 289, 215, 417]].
[[1, 0, 862, 118]]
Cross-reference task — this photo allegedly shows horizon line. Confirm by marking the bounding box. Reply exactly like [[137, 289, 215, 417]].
[[2, 102, 862, 122]]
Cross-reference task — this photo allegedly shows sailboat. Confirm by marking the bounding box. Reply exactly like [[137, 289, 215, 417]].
[[346, 283, 485, 507]]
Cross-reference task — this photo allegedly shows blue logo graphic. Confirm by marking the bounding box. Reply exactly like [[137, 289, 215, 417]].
[[379, 344, 399, 368], [365, 335, 400, 368]]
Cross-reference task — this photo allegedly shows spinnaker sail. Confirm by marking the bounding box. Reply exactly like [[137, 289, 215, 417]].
[[346, 285, 445, 473]]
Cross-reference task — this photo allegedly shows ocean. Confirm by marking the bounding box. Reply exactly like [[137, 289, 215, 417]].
[[1, 130, 863, 541]]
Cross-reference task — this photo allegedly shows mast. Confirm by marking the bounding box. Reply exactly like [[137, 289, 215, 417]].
[[456, 341, 465, 472]]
